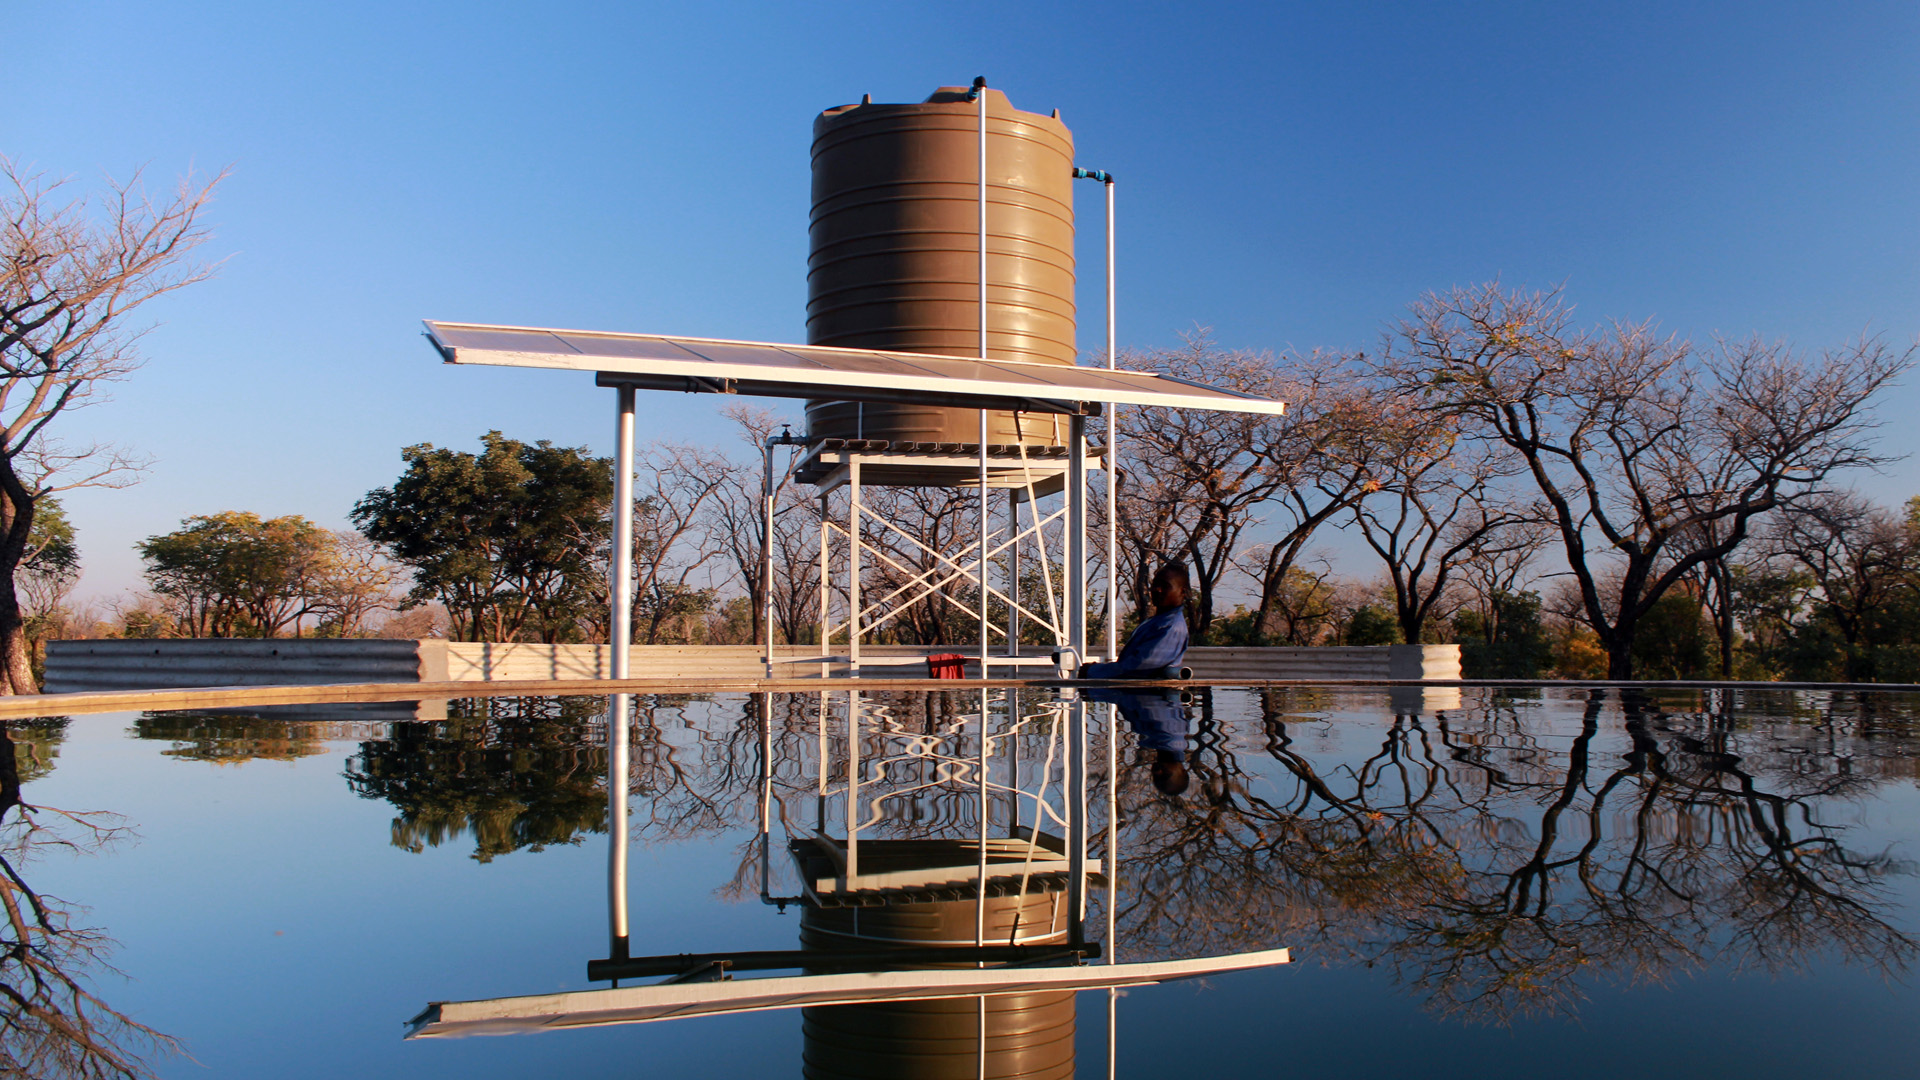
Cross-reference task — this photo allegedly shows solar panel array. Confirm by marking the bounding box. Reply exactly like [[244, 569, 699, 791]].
[[425, 322, 1288, 416]]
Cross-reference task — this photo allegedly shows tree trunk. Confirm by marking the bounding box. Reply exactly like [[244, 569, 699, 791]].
[[0, 482, 37, 694], [1606, 637, 1635, 681]]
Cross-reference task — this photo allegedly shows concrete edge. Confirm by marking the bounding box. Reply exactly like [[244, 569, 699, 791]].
[[3, 676, 1913, 721]]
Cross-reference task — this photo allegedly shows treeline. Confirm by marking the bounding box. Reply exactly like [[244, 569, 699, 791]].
[[47, 283, 1920, 683]]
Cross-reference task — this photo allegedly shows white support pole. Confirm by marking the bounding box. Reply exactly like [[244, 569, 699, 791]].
[[1106, 700, 1118, 962], [848, 461, 862, 674], [1007, 489, 1021, 657], [846, 689, 860, 882], [817, 494, 830, 676], [1068, 696, 1088, 940], [607, 692, 630, 962], [611, 386, 636, 679], [979, 413, 990, 677], [977, 78, 989, 365], [1104, 179, 1120, 663], [1068, 415, 1088, 661], [976, 686, 989, 949], [977, 76, 991, 682], [607, 386, 635, 963]]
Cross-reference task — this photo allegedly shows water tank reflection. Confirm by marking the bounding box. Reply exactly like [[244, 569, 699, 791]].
[[799, 846, 1076, 1080]]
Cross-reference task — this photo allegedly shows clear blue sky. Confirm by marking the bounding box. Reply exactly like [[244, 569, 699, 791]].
[[11, 1, 1919, 600]]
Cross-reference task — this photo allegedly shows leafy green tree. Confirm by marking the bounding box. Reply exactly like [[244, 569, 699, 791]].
[[343, 697, 608, 862], [19, 498, 79, 681], [137, 512, 333, 637], [1629, 591, 1712, 679], [353, 432, 612, 643], [1344, 603, 1403, 645], [1455, 590, 1553, 678]]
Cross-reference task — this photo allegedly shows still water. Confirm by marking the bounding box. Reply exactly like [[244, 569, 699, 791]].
[[11, 685, 1920, 1077]]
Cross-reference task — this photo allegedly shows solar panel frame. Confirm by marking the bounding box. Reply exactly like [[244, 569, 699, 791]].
[[424, 321, 1289, 416]]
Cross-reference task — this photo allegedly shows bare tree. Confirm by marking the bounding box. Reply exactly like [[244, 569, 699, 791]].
[[1387, 283, 1913, 679], [0, 723, 179, 1077], [708, 404, 818, 645], [311, 531, 404, 636], [1348, 405, 1534, 643], [0, 161, 224, 691], [627, 442, 733, 645], [1757, 491, 1917, 679], [1116, 337, 1381, 639], [1451, 516, 1554, 645]]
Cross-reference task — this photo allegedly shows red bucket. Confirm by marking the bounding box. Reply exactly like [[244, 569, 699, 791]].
[[926, 653, 967, 679]]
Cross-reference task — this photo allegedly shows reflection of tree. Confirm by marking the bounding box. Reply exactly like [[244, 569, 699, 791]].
[[1114, 688, 1917, 1024], [11, 716, 68, 782], [132, 713, 331, 764], [344, 696, 609, 862], [0, 721, 176, 1078]]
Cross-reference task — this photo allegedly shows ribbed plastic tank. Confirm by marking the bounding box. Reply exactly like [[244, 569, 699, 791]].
[[799, 890, 1076, 1080], [806, 85, 1077, 476]]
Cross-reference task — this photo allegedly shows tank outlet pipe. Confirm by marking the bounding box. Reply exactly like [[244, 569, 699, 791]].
[[1073, 166, 1119, 661], [762, 425, 807, 676], [971, 75, 991, 678]]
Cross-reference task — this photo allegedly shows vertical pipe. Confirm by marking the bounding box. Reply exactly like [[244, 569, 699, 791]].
[[1068, 415, 1088, 661], [611, 386, 636, 678], [846, 689, 860, 882], [979, 415, 990, 677], [1067, 697, 1087, 941], [607, 691, 630, 961], [976, 76, 991, 682], [606, 386, 635, 963], [1106, 700, 1118, 962], [817, 494, 830, 675], [848, 461, 862, 674], [762, 440, 778, 677], [758, 692, 773, 902], [977, 77, 988, 364], [1104, 179, 1120, 663], [976, 686, 989, 949], [1007, 490, 1021, 656], [1106, 987, 1119, 1080]]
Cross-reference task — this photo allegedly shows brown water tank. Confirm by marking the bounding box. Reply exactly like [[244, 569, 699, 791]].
[[806, 85, 1077, 469], [799, 890, 1076, 1080]]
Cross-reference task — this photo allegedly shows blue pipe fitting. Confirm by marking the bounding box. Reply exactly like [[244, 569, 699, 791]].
[[1072, 167, 1115, 183]]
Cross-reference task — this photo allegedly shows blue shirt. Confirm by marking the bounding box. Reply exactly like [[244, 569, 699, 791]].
[[1083, 686, 1190, 754], [1081, 607, 1189, 679]]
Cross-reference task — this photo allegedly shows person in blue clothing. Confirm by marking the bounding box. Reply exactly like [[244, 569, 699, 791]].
[[1081, 563, 1190, 680]]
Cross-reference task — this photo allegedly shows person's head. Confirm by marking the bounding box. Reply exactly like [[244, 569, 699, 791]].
[[1150, 750, 1190, 797], [1148, 563, 1190, 615]]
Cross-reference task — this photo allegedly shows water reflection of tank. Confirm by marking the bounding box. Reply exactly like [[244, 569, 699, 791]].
[[798, 851, 1076, 1080], [807, 86, 1077, 486]]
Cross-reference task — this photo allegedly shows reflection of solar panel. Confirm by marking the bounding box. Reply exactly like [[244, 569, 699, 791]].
[[404, 948, 1292, 1037], [423, 322, 1290, 416]]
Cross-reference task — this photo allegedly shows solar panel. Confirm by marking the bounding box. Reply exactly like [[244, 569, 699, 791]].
[[405, 947, 1291, 1037], [424, 322, 1288, 416]]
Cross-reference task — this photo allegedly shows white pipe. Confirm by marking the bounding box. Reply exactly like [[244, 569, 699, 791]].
[[607, 692, 630, 960], [762, 439, 777, 677], [611, 386, 636, 676], [1104, 179, 1120, 662], [978, 78, 991, 680], [848, 461, 862, 674], [1068, 416, 1087, 659], [1106, 699, 1118, 962], [607, 386, 635, 960]]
